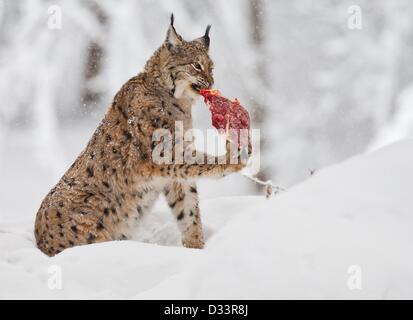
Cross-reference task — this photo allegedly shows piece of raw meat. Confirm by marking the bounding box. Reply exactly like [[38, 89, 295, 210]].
[[199, 89, 250, 146]]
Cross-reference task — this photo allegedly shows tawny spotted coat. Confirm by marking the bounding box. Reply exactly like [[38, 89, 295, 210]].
[[35, 15, 249, 256]]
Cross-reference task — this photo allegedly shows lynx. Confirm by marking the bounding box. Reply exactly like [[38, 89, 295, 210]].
[[34, 15, 250, 256]]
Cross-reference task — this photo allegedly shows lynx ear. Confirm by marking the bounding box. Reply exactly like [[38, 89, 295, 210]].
[[193, 25, 211, 50], [166, 13, 182, 49]]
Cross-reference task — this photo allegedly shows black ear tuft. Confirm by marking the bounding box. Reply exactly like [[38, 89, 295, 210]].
[[205, 25, 211, 37], [166, 13, 182, 49], [193, 25, 212, 50], [204, 25, 211, 48]]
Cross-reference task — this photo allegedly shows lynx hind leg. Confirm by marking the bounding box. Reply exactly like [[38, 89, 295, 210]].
[[35, 206, 113, 256], [164, 181, 204, 249]]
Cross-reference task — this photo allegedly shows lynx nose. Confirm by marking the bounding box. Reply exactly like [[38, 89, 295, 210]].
[[198, 78, 210, 89], [206, 76, 214, 89]]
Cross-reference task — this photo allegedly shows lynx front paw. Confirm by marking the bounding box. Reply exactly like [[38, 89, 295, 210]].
[[182, 237, 205, 249], [223, 163, 246, 175]]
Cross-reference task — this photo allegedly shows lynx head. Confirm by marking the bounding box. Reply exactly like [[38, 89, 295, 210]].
[[146, 14, 214, 101]]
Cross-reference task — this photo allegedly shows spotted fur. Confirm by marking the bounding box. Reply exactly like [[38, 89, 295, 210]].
[[34, 16, 248, 256]]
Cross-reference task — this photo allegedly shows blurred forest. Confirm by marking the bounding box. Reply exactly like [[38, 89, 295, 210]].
[[1, 0, 413, 199]]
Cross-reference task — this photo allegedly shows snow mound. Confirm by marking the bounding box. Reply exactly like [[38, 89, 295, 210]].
[[1, 139, 413, 299]]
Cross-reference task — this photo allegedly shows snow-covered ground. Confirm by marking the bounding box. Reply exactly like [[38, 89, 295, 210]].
[[1, 139, 413, 299]]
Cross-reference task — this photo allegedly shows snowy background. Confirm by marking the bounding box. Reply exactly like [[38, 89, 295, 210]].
[[1, 0, 413, 299]]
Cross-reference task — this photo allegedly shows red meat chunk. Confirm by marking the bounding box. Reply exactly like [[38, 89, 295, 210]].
[[200, 89, 250, 146]]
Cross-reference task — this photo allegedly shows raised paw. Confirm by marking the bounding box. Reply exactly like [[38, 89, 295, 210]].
[[224, 163, 246, 175]]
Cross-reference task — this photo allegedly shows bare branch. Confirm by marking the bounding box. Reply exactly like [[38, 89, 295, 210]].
[[242, 172, 287, 199]]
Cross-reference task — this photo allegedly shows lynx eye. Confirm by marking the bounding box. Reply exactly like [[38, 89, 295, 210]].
[[192, 63, 202, 72]]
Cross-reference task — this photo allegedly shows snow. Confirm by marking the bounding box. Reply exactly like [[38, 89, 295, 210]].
[[369, 84, 413, 151], [1, 139, 413, 299]]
